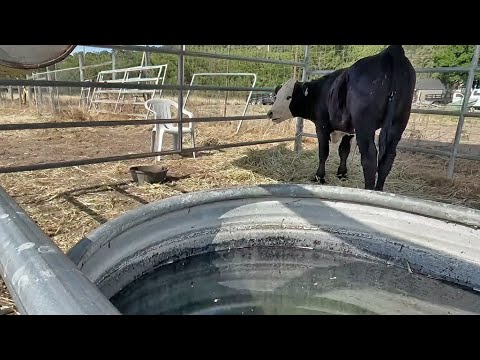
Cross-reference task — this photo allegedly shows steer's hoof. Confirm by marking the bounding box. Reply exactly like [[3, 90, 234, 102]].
[[337, 173, 348, 181], [312, 175, 326, 184]]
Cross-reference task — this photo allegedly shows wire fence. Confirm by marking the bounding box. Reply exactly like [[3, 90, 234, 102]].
[[0, 45, 479, 179]]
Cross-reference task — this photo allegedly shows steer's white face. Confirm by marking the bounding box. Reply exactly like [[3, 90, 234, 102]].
[[267, 79, 297, 124]]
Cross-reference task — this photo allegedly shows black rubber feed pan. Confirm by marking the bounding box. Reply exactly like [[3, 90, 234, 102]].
[[129, 166, 168, 185]]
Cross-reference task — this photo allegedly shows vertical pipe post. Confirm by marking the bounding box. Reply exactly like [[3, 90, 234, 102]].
[[177, 45, 185, 154], [17, 86, 22, 107], [112, 51, 116, 80], [447, 45, 480, 178], [26, 75, 33, 103], [46, 67, 56, 113], [78, 51, 86, 108], [294, 45, 310, 152], [79, 51, 85, 82], [54, 63, 60, 108]]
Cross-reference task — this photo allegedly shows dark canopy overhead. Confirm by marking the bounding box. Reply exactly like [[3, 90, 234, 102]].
[[0, 45, 76, 69]]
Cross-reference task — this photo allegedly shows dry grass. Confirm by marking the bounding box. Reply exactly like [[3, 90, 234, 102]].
[[1, 98, 480, 314], [1, 282, 17, 315]]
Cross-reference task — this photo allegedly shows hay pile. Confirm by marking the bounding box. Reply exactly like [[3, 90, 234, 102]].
[[0, 283, 16, 315], [1, 140, 478, 254]]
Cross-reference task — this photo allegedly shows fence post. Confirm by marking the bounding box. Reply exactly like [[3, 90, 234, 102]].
[[176, 45, 185, 154], [54, 63, 60, 108], [447, 44, 480, 179], [46, 66, 57, 113], [32, 72, 41, 113], [17, 86, 22, 107], [78, 51, 86, 107], [79, 51, 85, 82], [26, 74, 33, 103], [111, 51, 116, 80], [294, 45, 310, 153]]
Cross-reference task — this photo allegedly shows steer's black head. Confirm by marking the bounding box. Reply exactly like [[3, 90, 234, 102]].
[[267, 79, 310, 124]]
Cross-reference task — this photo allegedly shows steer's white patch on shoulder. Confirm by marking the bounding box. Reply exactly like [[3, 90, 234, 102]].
[[268, 79, 296, 124], [330, 131, 348, 143], [330, 131, 356, 144]]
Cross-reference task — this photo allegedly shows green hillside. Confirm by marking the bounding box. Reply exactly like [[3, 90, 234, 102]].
[[1, 45, 477, 90]]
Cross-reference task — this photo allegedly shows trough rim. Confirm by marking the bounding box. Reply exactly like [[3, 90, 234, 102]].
[[67, 183, 480, 266]]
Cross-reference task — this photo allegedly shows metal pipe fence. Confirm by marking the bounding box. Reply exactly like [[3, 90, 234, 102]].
[[1, 44, 479, 314], [0, 45, 479, 178], [0, 137, 295, 174]]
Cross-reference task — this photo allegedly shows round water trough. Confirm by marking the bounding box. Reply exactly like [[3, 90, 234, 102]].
[[68, 184, 480, 315]]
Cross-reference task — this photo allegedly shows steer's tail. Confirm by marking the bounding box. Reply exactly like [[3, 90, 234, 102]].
[[378, 45, 404, 164], [327, 70, 349, 125]]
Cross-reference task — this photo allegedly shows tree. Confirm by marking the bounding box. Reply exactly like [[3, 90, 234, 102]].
[[431, 45, 476, 90]]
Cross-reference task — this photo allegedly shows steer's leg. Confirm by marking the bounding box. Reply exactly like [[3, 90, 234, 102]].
[[337, 134, 354, 180], [356, 129, 377, 190], [375, 119, 407, 191], [312, 125, 330, 184]]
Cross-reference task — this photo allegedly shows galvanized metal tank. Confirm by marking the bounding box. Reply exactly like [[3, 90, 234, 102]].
[[67, 184, 480, 315]]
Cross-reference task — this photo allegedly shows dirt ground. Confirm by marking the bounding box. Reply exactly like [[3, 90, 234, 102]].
[[1, 100, 479, 314]]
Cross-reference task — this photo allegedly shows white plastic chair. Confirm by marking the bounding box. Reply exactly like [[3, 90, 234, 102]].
[[144, 98, 196, 161]]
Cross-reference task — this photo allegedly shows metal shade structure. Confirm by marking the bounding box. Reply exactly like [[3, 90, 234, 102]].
[[0, 45, 76, 69]]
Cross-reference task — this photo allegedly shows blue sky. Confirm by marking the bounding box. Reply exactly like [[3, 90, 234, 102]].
[[72, 46, 111, 53], [72, 45, 164, 53]]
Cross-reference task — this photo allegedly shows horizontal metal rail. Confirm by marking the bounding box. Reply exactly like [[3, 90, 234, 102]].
[[301, 132, 480, 161], [0, 149, 181, 173], [292, 105, 479, 119], [308, 66, 480, 76], [300, 132, 318, 138], [0, 185, 120, 315], [0, 115, 269, 131], [180, 137, 296, 154], [0, 78, 275, 93], [0, 137, 296, 174], [410, 108, 480, 117], [414, 66, 479, 73], [89, 45, 305, 67], [90, 45, 182, 56], [398, 145, 480, 161], [32, 61, 113, 76], [3, 108, 477, 132]]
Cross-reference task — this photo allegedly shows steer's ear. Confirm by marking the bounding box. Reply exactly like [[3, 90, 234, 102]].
[[292, 81, 304, 97]]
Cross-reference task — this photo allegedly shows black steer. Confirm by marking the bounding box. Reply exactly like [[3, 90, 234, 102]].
[[267, 45, 416, 191]]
